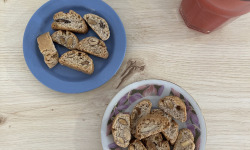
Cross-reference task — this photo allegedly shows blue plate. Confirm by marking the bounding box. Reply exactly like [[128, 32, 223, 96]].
[[23, 0, 126, 93]]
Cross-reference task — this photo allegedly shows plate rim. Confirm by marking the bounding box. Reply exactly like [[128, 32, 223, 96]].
[[101, 79, 207, 150], [23, 0, 127, 93]]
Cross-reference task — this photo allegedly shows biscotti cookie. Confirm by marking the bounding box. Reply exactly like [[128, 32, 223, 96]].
[[78, 37, 108, 59], [157, 141, 171, 150], [37, 32, 59, 69], [51, 30, 79, 50], [144, 133, 170, 150], [144, 133, 163, 145], [51, 10, 88, 34], [173, 128, 195, 150], [112, 113, 131, 148], [135, 114, 170, 140], [162, 119, 179, 145], [151, 109, 179, 145], [128, 139, 147, 150], [143, 133, 163, 149], [59, 50, 94, 74], [84, 14, 110, 41], [131, 100, 152, 135], [159, 96, 187, 122], [144, 141, 170, 150]]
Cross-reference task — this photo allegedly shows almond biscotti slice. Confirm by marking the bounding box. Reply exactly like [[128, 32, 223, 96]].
[[112, 113, 131, 148], [143, 133, 170, 150], [51, 10, 88, 34], [144, 141, 170, 150], [37, 32, 59, 69], [135, 114, 170, 140], [78, 37, 108, 59], [173, 129, 195, 150], [59, 50, 94, 74], [144, 133, 163, 145], [159, 96, 187, 122], [162, 119, 179, 145], [51, 30, 79, 50], [131, 100, 152, 136], [143, 133, 163, 150], [157, 141, 171, 150], [84, 14, 110, 41], [128, 139, 147, 150], [151, 109, 179, 145]]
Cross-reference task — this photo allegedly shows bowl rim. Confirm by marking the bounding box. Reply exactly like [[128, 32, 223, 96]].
[[101, 79, 207, 150]]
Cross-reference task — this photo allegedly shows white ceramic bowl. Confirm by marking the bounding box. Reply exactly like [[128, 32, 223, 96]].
[[101, 79, 206, 150]]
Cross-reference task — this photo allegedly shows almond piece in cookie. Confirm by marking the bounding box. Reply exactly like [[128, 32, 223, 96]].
[[84, 14, 110, 41], [159, 96, 187, 122], [51, 10, 88, 34], [131, 100, 152, 136], [51, 30, 79, 50], [112, 113, 131, 148], [78, 37, 109, 59], [135, 114, 170, 140]]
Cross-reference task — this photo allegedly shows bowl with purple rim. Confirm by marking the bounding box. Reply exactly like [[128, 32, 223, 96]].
[[101, 79, 206, 150]]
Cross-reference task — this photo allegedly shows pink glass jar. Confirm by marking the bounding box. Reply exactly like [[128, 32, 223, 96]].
[[180, 0, 250, 33]]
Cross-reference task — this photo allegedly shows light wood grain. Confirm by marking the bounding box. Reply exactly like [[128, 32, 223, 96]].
[[1, 0, 250, 149]]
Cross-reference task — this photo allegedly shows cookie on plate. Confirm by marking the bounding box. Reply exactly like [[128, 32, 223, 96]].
[[112, 113, 131, 148], [128, 139, 147, 150], [143, 133, 170, 150], [52, 10, 88, 34], [84, 13, 110, 41], [37, 32, 59, 69], [51, 30, 79, 50], [131, 100, 152, 135], [162, 119, 179, 145], [59, 50, 94, 74], [135, 114, 170, 140], [157, 141, 171, 150], [159, 96, 187, 122], [143, 133, 163, 149], [173, 128, 195, 150], [78, 37, 108, 59], [151, 109, 179, 145]]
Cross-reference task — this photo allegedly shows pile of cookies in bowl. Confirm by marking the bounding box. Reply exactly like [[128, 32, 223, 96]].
[[111, 96, 196, 150], [37, 10, 110, 74]]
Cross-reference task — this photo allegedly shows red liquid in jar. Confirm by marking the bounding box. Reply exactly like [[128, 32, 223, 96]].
[[180, 0, 250, 33]]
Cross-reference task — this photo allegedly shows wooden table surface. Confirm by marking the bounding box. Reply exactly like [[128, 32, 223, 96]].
[[1, 0, 250, 149]]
